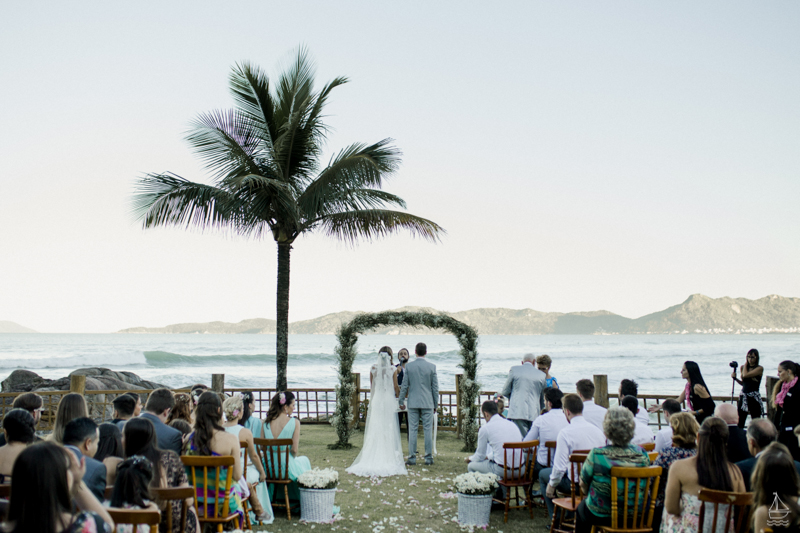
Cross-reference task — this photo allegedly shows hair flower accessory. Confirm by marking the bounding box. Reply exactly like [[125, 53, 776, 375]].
[[279, 392, 286, 405], [232, 409, 240, 417]]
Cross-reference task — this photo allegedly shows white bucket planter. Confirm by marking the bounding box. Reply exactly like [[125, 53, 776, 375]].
[[299, 487, 336, 523], [457, 492, 492, 526]]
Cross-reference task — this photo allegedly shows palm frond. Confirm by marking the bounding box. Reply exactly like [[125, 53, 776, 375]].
[[229, 62, 278, 153], [316, 209, 445, 245], [222, 173, 300, 227]]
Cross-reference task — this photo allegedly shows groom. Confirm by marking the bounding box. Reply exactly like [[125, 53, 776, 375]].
[[399, 342, 439, 466]]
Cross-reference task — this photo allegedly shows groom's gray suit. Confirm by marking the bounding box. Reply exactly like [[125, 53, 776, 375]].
[[398, 356, 439, 464]]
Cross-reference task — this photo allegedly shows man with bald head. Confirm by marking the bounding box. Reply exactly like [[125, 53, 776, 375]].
[[736, 418, 800, 490], [714, 403, 752, 463], [501, 353, 547, 436]]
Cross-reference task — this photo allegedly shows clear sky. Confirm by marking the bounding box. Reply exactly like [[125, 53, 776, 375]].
[[1, 2, 798, 333]]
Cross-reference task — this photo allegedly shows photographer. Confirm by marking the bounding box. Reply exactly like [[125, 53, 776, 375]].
[[730, 349, 764, 429]]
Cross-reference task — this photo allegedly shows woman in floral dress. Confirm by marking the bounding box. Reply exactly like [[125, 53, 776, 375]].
[[651, 413, 699, 533]]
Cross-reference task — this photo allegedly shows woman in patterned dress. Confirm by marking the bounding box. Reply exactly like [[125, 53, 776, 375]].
[[651, 413, 700, 533]]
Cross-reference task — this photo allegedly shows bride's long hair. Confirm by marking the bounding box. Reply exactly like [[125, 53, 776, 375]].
[[378, 346, 393, 364]]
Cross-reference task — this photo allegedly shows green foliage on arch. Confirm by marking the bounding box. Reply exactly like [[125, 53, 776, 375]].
[[328, 310, 480, 451]]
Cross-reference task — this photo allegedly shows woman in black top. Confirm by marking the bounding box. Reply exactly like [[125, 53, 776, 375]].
[[772, 360, 800, 461], [684, 361, 715, 423], [731, 348, 764, 428]]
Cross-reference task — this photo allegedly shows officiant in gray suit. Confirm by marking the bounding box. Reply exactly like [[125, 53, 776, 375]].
[[501, 353, 547, 436], [399, 342, 439, 465]]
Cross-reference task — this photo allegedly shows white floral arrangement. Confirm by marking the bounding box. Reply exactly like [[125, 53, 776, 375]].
[[298, 467, 339, 490], [453, 471, 499, 496]]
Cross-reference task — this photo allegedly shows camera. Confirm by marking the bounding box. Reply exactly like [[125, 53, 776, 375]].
[[730, 361, 739, 369]]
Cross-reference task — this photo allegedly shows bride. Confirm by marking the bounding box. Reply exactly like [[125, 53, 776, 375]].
[[346, 350, 407, 477]]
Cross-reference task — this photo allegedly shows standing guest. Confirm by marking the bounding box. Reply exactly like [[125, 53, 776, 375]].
[[0, 409, 37, 482], [620, 396, 654, 446], [731, 348, 763, 428], [737, 418, 800, 490], [537, 355, 559, 389], [619, 379, 650, 426], [0, 392, 43, 446], [751, 442, 800, 533], [139, 388, 183, 456], [714, 403, 752, 463], [6, 442, 114, 532], [109, 456, 160, 533], [650, 413, 700, 533], [655, 399, 683, 453], [263, 391, 312, 501], [395, 349, 410, 432], [649, 362, 715, 424], [466, 400, 524, 496], [111, 395, 137, 430], [167, 393, 194, 425], [661, 417, 746, 532], [772, 360, 800, 461], [541, 394, 606, 521], [575, 379, 607, 431], [398, 342, 439, 466], [524, 388, 568, 483], [47, 392, 88, 444], [500, 353, 547, 436], [94, 423, 124, 486], [576, 407, 650, 533], [63, 417, 107, 501]]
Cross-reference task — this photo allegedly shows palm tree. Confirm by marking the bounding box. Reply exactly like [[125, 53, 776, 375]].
[[132, 48, 444, 390]]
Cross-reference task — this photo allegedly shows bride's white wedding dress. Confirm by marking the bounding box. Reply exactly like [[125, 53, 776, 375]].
[[346, 352, 407, 477]]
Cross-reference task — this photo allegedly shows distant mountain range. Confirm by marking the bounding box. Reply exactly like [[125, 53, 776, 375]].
[[0, 321, 37, 334], [118, 294, 800, 335]]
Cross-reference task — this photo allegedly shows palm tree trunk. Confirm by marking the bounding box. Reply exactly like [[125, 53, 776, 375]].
[[276, 242, 291, 391]]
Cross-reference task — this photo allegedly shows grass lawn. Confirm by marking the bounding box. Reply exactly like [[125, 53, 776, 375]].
[[251, 424, 551, 533]]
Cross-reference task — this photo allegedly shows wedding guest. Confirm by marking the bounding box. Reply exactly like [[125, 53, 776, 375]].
[[466, 400, 524, 493], [0, 409, 37, 482], [238, 391, 258, 430], [500, 353, 547, 436], [736, 419, 800, 490], [395, 349, 410, 431], [619, 379, 650, 426], [731, 348, 763, 428], [661, 417, 745, 531], [108, 456, 160, 533], [576, 407, 650, 533], [524, 388, 568, 483], [48, 392, 88, 444], [494, 395, 508, 418], [648, 362, 715, 423], [536, 355, 559, 389], [190, 384, 208, 407], [94, 423, 124, 486], [112, 394, 137, 429], [0, 392, 43, 446], [541, 394, 606, 521], [714, 403, 752, 463], [63, 417, 107, 501], [751, 442, 800, 533], [6, 442, 114, 532], [264, 391, 312, 501], [168, 419, 192, 441], [140, 388, 182, 456], [575, 379, 607, 431], [650, 412, 700, 533], [772, 360, 800, 461], [126, 392, 143, 417], [124, 417, 199, 533], [655, 399, 682, 452], [620, 396, 654, 446], [167, 393, 194, 425]]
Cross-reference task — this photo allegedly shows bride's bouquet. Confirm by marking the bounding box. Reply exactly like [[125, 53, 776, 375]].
[[298, 468, 339, 490], [453, 471, 499, 496]]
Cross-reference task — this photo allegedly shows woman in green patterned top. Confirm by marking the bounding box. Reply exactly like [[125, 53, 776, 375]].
[[576, 406, 651, 533]]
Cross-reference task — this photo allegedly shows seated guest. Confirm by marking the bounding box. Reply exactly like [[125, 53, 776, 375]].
[[714, 403, 752, 463], [655, 399, 682, 452], [168, 418, 192, 445], [620, 396, 654, 446], [126, 392, 143, 417], [0, 409, 37, 482], [108, 456, 160, 532], [651, 412, 700, 533], [111, 394, 137, 429], [576, 406, 650, 533], [47, 392, 88, 444], [736, 418, 800, 490], [493, 395, 508, 418], [541, 394, 606, 521], [466, 400, 524, 496], [524, 388, 568, 482], [662, 417, 745, 531], [190, 384, 208, 408], [752, 442, 800, 533], [6, 442, 114, 532], [619, 379, 649, 426], [0, 392, 43, 446], [167, 392, 194, 426], [536, 354, 559, 389], [124, 417, 199, 533], [63, 417, 107, 501], [239, 391, 261, 434], [264, 391, 312, 503], [140, 388, 183, 456], [575, 379, 607, 431], [94, 422, 124, 486]]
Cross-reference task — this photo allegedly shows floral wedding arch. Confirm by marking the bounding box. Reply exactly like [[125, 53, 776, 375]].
[[329, 310, 480, 451]]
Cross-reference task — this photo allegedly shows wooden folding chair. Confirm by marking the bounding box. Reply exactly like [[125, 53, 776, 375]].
[[181, 455, 240, 532], [641, 442, 655, 452], [545, 441, 558, 466], [107, 508, 161, 530], [697, 488, 754, 533], [239, 441, 253, 529], [595, 466, 662, 533], [104, 485, 114, 500], [255, 437, 294, 520], [492, 441, 538, 522], [151, 486, 195, 533], [550, 452, 588, 533]]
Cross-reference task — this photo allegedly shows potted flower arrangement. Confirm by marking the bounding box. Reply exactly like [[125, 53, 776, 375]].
[[454, 471, 498, 526], [297, 467, 339, 523]]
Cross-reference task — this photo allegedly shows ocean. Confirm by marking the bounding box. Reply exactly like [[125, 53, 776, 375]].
[[1, 333, 798, 396]]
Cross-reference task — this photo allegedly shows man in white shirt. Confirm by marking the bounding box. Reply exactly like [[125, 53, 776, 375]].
[[466, 400, 525, 486], [524, 388, 568, 481], [620, 379, 650, 426], [621, 396, 655, 446], [654, 399, 682, 452], [576, 379, 607, 431], [541, 394, 606, 520]]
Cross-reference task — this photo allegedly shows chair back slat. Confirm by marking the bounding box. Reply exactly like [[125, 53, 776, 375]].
[[641, 441, 655, 451], [544, 441, 557, 467], [648, 451, 659, 462], [608, 466, 662, 530], [180, 455, 236, 522], [107, 508, 161, 526], [697, 488, 754, 533], [255, 438, 293, 482], [568, 453, 588, 507], [501, 441, 537, 482], [151, 487, 195, 533]]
